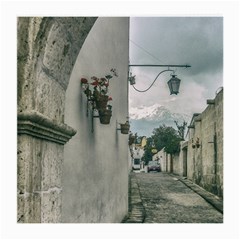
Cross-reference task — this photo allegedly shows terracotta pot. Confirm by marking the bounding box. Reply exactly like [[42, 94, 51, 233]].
[[99, 109, 112, 124], [95, 95, 109, 110], [120, 123, 130, 134]]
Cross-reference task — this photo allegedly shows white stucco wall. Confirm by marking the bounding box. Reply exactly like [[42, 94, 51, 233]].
[[62, 17, 129, 222], [152, 148, 168, 172]]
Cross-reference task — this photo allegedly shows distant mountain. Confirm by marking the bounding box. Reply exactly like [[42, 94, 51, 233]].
[[129, 104, 191, 137]]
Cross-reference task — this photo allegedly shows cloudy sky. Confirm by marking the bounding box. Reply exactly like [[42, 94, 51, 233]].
[[129, 17, 223, 116]]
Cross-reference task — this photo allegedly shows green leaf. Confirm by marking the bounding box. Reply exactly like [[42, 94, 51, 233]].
[[105, 75, 113, 80]]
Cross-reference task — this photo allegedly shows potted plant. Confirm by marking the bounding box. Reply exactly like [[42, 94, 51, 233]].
[[196, 137, 200, 148], [192, 138, 196, 149], [128, 72, 136, 85], [91, 75, 113, 110], [120, 121, 130, 134], [99, 105, 112, 124], [81, 69, 117, 124]]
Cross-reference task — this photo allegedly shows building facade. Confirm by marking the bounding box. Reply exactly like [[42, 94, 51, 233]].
[[184, 88, 223, 197], [62, 17, 130, 223], [154, 89, 223, 198], [17, 17, 130, 223]]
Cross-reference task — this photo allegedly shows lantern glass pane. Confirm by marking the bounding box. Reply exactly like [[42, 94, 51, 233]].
[[168, 76, 181, 95]]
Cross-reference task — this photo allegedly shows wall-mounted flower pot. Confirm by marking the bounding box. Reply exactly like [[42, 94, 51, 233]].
[[196, 137, 200, 148], [95, 95, 109, 110], [192, 144, 196, 149], [99, 109, 112, 124], [120, 123, 130, 134], [129, 76, 136, 85]]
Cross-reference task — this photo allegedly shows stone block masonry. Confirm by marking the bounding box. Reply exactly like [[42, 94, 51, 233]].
[[17, 17, 130, 223], [178, 88, 223, 198], [17, 17, 96, 223], [17, 111, 76, 222]]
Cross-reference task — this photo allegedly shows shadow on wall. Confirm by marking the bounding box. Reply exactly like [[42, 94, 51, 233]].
[[62, 17, 130, 223]]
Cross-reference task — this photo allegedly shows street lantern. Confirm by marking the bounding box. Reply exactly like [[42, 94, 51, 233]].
[[167, 74, 181, 95], [128, 64, 190, 95]]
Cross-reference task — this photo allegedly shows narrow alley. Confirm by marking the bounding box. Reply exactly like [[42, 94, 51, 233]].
[[123, 172, 223, 223]]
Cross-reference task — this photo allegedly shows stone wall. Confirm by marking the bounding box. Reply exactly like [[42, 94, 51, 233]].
[[17, 17, 97, 222], [178, 89, 223, 197], [152, 148, 169, 172], [176, 141, 187, 176], [62, 17, 130, 223], [200, 89, 223, 196], [172, 154, 180, 175], [18, 17, 130, 223]]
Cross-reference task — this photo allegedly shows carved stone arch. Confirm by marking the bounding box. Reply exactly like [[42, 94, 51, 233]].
[[18, 17, 97, 120], [17, 17, 97, 223]]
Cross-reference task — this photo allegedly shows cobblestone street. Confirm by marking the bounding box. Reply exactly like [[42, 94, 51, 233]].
[[123, 172, 223, 223]]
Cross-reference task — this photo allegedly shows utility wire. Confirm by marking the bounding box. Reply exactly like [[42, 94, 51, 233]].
[[130, 39, 164, 64]]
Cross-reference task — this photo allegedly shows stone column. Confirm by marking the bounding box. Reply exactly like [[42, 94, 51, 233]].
[[17, 111, 76, 223], [17, 17, 97, 223]]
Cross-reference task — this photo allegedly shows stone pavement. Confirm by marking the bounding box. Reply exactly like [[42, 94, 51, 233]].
[[122, 172, 223, 223], [122, 172, 145, 223], [174, 174, 223, 214]]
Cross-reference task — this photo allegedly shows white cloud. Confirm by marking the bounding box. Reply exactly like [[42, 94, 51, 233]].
[[129, 17, 223, 119]]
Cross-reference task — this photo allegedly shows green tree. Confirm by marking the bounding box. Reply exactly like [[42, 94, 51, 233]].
[[152, 124, 181, 154], [142, 137, 154, 165], [142, 125, 181, 165]]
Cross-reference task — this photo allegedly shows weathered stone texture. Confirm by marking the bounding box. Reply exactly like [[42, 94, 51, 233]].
[[125, 173, 223, 223], [18, 17, 54, 113], [152, 90, 223, 198], [18, 110, 77, 145], [193, 121, 203, 185], [172, 154, 180, 174], [17, 134, 64, 222], [42, 18, 93, 90], [18, 17, 97, 120], [215, 90, 223, 196], [17, 192, 41, 223], [179, 89, 223, 197], [41, 189, 62, 223], [35, 70, 65, 123], [17, 17, 97, 223], [40, 141, 63, 191]]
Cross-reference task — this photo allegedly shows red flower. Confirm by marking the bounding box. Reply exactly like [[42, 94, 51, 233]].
[[81, 78, 88, 84], [91, 81, 99, 86], [108, 96, 113, 101], [91, 76, 98, 81]]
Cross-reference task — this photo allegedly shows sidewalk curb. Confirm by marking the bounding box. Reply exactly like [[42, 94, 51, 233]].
[[122, 173, 145, 223], [171, 174, 223, 214]]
